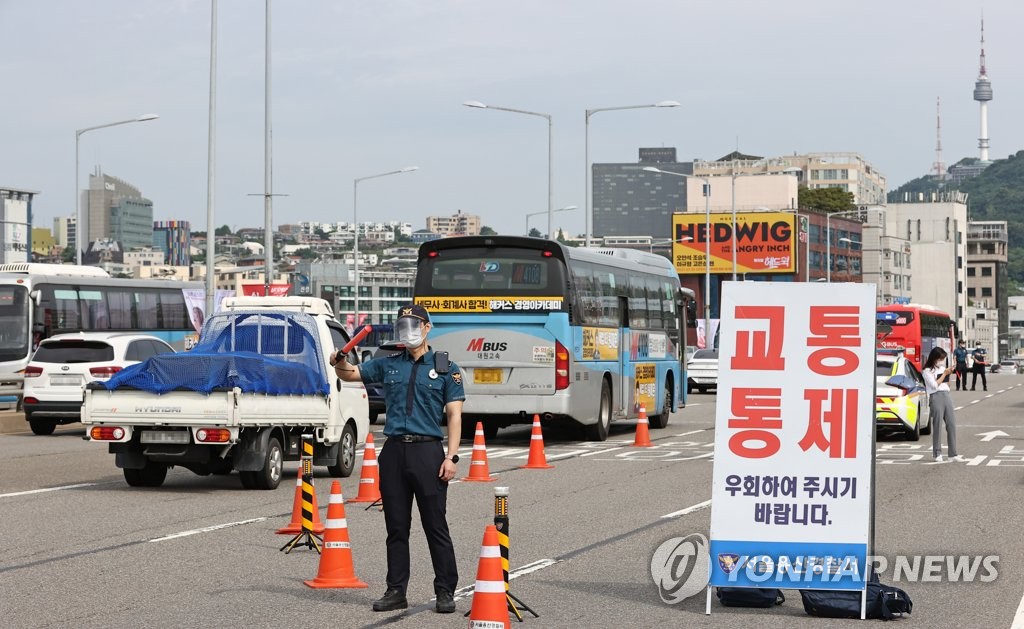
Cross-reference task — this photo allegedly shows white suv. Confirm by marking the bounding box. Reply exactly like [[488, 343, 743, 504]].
[[23, 333, 175, 435]]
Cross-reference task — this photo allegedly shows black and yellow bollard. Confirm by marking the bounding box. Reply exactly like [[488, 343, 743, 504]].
[[281, 434, 323, 554], [495, 486, 538, 621]]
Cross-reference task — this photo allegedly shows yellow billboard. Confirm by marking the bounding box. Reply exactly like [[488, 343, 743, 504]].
[[671, 212, 796, 274]]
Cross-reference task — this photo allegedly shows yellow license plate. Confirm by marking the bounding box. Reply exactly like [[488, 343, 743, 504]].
[[474, 368, 502, 384]]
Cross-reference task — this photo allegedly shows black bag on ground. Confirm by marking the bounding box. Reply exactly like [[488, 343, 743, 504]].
[[715, 587, 785, 608], [800, 572, 912, 620]]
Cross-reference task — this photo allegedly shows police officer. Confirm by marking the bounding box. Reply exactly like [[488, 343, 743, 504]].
[[332, 304, 463, 614], [952, 340, 968, 391], [971, 347, 988, 391]]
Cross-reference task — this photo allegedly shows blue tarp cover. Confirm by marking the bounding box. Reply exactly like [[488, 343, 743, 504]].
[[100, 311, 330, 395]]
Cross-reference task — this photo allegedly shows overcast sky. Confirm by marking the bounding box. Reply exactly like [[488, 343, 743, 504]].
[[2, 0, 1020, 238]]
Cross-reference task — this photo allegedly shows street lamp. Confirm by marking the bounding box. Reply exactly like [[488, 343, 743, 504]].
[[353, 166, 417, 326], [525, 205, 576, 237], [464, 101, 554, 238], [75, 114, 159, 265], [585, 101, 679, 246], [643, 166, 712, 346], [727, 166, 802, 280]]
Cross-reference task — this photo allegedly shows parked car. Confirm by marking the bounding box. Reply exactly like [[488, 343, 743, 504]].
[[996, 359, 1019, 374], [875, 352, 931, 441], [22, 333, 176, 435], [364, 341, 405, 424], [686, 349, 719, 394]]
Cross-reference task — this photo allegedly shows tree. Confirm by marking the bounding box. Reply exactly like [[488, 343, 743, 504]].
[[798, 187, 856, 213], [479, 226, 497, 236], [528, 227, 543, 238], [215, 225, 232, 237]]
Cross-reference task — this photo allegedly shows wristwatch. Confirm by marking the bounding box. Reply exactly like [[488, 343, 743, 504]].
[[446, 454, 460, 464]]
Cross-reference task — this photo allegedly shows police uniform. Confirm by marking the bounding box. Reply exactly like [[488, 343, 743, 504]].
[[358, 328, 465, 600]]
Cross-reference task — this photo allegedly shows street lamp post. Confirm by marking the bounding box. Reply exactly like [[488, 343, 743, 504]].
[[643, 166, 712, 346], [525, 205, 576, 237], [585, 101, 679, 247], [464, 101, 554, 237], [74, 114, 159, 265], [353, 166, 417, 326]]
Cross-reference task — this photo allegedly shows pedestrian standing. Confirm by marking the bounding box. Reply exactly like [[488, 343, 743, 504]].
[[971, 347, 988, 391], [952, 340, 968, 391], [922, 347, 963, 463], [332, 304, 463, 614]]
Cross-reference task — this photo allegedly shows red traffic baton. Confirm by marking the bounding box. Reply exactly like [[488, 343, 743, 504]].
[[340, 324, 373, 355]]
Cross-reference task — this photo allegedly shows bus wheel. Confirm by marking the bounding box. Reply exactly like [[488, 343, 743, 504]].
[[586, 380, 612, 441], [649, 382, 672, 429]]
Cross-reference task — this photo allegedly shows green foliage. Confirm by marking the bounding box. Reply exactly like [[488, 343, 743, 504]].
[[798, 187, 856, 212], [528, 227, 543, 238], [889, 150, 1024, 292], [479, 226, 497, 236], [214, 225, 232, 237]]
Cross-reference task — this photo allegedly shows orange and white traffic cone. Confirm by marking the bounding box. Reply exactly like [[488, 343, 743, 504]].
[[347, 433, 382, 504], [462, 422, 496, 482], [632, 404, 652, 447], [468, 525, 511, 629], [520, 414, 553, 469], [304, 480, 368, 589], [276, 467, 325, 535]]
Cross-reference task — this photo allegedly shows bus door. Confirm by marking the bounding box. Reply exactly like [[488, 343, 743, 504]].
[[618, 295, 630, 416]]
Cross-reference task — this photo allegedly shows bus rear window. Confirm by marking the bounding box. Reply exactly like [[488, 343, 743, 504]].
[[417, 247, 566, 297]]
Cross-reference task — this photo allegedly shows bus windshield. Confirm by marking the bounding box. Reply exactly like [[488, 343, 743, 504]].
[[0, 285, 30, 362], [415, 245, 568, 312]]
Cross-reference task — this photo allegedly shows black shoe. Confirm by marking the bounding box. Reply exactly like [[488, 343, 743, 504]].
[[435, 589, 455, 613], [373, 588, 408, 612]]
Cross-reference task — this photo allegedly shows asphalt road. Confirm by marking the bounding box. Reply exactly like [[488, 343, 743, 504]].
[[2, 374, 1024, 628]]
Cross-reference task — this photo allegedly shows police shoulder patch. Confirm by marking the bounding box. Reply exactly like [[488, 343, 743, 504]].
[[451, 371, 463, 385]]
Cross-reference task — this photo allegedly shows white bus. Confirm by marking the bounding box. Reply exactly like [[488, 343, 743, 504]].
[[414, 236, 694, 441], [0, 263, 202, 410]]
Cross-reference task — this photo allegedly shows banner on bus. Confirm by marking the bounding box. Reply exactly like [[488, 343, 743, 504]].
[[672, 212, 796, 275], [708, 282, 875, 591], [415, 296, 564, 313]]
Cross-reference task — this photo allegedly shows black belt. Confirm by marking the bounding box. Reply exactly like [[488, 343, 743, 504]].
[[394, 434, 441, 443]]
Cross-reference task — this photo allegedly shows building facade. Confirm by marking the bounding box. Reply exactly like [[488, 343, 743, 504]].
[[965, 220, 1008, 340], [0, 187, 36, 264], [592, 147, 692, 238], [86, 173, 154, 251], [426, 210, 480, 236], [153, 220, 192, 266]]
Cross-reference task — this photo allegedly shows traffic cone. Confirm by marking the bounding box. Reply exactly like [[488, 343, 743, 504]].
[[520, 414, 553, 469], [468, 525, 511, 629], [304, 480, 368, 589], [276, 468, 325, 535], [347, 433, 381, 503], [462, 422, 496, 482], [632, 404, 652, 447]]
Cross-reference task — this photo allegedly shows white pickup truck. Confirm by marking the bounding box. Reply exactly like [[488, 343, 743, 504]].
[[81, 296, 371, 489]]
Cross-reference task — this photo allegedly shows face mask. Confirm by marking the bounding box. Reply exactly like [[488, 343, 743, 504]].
[[396, 318, 425, 347]]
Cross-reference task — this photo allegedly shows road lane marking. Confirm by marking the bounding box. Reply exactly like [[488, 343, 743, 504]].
[[0, 483, 95, 499], [581, 447, 623, 457], [674, 429, 709, 437], [452, 558, 560, 602], [1012, 586, 1024, 629], [148, 517, 267, 542], [661, 499, 712, 520]]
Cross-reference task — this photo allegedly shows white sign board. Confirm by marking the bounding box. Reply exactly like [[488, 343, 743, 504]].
[[708, 281, 875, 590]]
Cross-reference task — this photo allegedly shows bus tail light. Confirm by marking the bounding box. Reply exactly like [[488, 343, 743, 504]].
[[555, 341, 569, 390], [22, 366, 43, 378], [90, 426, 126, 441], [89, 366, 123, 378], [195, 428, 231, 443]]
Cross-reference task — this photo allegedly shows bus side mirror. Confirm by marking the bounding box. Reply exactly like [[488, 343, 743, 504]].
[[685, 301, 697, 327]]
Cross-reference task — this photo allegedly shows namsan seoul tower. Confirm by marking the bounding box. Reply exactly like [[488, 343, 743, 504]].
[[973, 16, 993, 162]]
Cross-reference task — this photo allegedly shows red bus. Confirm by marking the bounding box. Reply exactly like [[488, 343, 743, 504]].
[[876, 304, 956, 370]]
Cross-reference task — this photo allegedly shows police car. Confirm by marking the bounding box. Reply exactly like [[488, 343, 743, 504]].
[[875, 351, 931, 441]]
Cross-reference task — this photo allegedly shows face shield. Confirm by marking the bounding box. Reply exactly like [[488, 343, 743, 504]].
[[396, 317, 426, 347]]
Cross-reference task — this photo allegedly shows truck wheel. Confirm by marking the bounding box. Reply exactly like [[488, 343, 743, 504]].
[[254, 437, 283, 490], [328, 423, 357, 477], [124, 462, 168, 487], [29, 417, 57, 436]]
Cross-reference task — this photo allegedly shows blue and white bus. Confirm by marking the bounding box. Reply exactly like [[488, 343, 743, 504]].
[[414, 236, 693, 441], [0, 263, 202, 409]]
